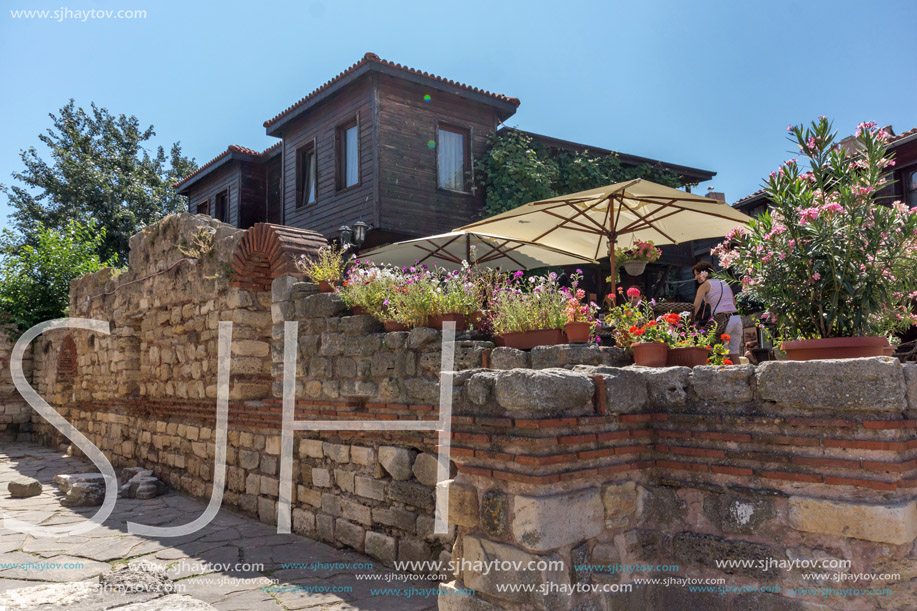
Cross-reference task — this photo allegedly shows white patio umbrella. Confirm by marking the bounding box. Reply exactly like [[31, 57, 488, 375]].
[[455, 178, 752, 280], [358, 230, 597, 271]]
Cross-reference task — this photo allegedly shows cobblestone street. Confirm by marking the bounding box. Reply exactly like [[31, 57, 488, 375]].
[[0, 443, 440, 610]]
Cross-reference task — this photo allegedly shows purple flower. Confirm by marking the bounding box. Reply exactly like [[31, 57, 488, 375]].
[[514, 270, 524, 278]]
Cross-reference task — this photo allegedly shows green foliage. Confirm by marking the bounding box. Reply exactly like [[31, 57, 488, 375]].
[[1, 100, 197, 264], [476, 129, 684, 217], [0, 221, 117, 334], [296, 243, 352, 283]]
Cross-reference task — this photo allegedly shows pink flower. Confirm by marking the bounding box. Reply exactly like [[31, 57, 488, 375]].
[[798, 208, 820, 224], [812, 273, 821, 281]]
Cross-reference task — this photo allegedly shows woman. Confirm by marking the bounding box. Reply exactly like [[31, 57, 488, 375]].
[[692, 261, 742, 364]]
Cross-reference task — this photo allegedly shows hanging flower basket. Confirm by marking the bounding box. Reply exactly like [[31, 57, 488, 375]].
[[564, 322, 591, 344], [622, 261, 647, 276], [632, 342, 669, 367]]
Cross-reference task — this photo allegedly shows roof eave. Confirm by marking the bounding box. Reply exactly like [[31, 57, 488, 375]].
[[174, 151, 259, 194]]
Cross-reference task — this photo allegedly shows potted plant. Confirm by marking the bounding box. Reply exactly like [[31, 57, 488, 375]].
[[489, 271, 568, 349], [615, 240, 662, 276], [563, 274, 600, 343], [427, 265, 483, 331], [604, 298, 653, 349], [712, 118, 917, 360], [629, 313, 677, 367], [666, 313, 715, 367], [296, 243, 351, 292], [338, 261, 392, 315]]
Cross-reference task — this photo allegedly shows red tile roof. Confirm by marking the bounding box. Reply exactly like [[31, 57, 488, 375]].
[[263, 52, 520, 129], [889, 126, 917, 145], [173, 143, 279, 190], [733, 188, 767, 206]]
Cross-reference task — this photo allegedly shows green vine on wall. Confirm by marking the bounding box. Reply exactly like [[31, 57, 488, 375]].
[[475, 129, 685, 218]]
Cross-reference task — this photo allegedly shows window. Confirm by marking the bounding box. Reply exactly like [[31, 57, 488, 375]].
[[214, 190, 228, 223], [337, 119, 359, 189], [296, 144, 317, 208], [437, 125, 469, 191], [196, 200, 209, 216], [908, 170, 917, 209]]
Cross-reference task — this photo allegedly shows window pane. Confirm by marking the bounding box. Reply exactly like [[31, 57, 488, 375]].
[[345, 125, 359, 187], [307, 151, 317, 204], [909, 171, 917, 209], [438, 129, 464, 190]]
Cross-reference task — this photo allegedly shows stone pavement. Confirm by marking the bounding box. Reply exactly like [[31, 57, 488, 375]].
[[0, 443, 440, 610]]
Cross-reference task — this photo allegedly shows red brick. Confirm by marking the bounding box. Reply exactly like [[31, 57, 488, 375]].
[[862, 419, 917, 429], [514, 419, 540, 429], [577, 448, 615, 460], [558, 434, 598, 445], [670, 446, 726, 459], [515, 453, 577, 466], [597, 431, 631, 441], [616, 445, 651, 455], [652, 414, 669, 421], [481, 348, 491, 369], [656, 460, 709, 472], [823, 439, 907, 451], [540, 418, 579, 428], [452, 432, 490, 443], [476, 417, 513, 427], [861, 459, 917, 473], [760, 435, 821, 447], [791, 456, 861, 469], [621, 414, 652, 423], [365, 402, 387, 409], [593, 375, 607, 416], [449, 447, 475, 458], [695, 432, 753, 443], [761, 470, 823, 483], [458, 465, 492, 477], [597, 463, 639, 475], [898, 478, 917, 489], [657, 429, 692, 439], [492, 470, 562, 485], [410, 404, 435, 412], [452, 416, 475, 425], [633, 460, 656, 469], [475, 450, 514, 462], [824, 476, 897, 491], [787, 418, 856, 428], [712, 465, 754, 476], [655, 445, 671, 453], [631, 430, 653, 439]]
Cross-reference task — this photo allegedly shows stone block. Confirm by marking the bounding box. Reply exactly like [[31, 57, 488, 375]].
[[323, 442, 350, 463], [601, 481, 637, 524], [694, 364, 756, 402], [757, 357, 905, 411], [408, 327, 440, 348], [296, 292, 346, 319], [703, 491, 776, 535], [354, 475, 386, 501], [466, 371, 498, 406], [316, 513, 335, 543], [416, 514, 455, 542], [340, 380, 377, 398], [412, 452, 441, 487], [260, 476, 279, 498], [489, 347, 530, 370], [351, 445, 376, 466], [334, 468, 355, 493], [530, 344, 624, 370], [298, 486, 322, 508], [372, 507, 417, 533], [480, 489, 507, 536], [447, 481, 479, 528], [639, 366, 691, 406], [512, 489, 604, 552], [300, 439, 323, 459], [258, 497, 277, 525], [245, 472, 260, 495], [673, 532, 776, 577], [398, 537, 432, 563], [291, 282, 320, 300], [462, 536, 570, 609], [318, 332, 345, 357], [312, 468, 331, 488], [8, 477, 41, 498], [291, 507, 315, 536], [494, 368, 594, 413], [271, 275, 298, 303], [260, 455, 278, 476], [309, 357, 332, 378], [404, 377, 439, 404], [342, 498, 372, 526], [383, 331, 408, 350], [597, 368, 647, 414], [438, 581, 499, 611], [231, 340, 270, 358], [345, 334, 382, 356], [379, 446, 417, 480], [788, 496, 917, 545], [365, 531, 397, 567], [389, 481, 434, 510], [342, 315, 383, 335], [905, 364, 917, 415], [322, 493, 342, 517]]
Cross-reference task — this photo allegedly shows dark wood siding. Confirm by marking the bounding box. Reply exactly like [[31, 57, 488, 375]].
[[280, 76, 375, 236], [186, 164, 240, 227], [376, 73, 498, 237], [238, 161, 266, 229]]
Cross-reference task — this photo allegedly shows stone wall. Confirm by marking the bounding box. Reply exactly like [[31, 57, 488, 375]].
[[438, 358, 917, 610], [0, 325, 32, 441]]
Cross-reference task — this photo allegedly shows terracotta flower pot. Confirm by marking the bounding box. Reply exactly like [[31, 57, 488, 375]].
[[780, 336, 889, 361], [351, 306, 367, 316], [383, 321, 410, 332], [435, 313, 467, 331], [469, 310, 487, 327], [317, 280, 336, 293], [564, 321, 592, 344], [666, 346, 710, 367], [498, 329, 565, 350], [632, 342, 669, 367]]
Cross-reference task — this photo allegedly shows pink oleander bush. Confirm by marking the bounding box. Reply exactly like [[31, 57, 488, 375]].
[[712, 117, 917, 340]]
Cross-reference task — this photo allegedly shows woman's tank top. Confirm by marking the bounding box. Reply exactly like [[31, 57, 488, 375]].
[[705, 279, 737, 314]]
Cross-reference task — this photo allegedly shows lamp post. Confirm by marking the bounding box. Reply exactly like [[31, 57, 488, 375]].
[[339, 220, 371, 255]]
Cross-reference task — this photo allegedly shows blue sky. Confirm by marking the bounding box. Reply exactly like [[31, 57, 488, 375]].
[[2, 0, 916, 229]]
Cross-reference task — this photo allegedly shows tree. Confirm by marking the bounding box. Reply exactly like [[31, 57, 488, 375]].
[[1, 100, 197, 263], [475, 129, 684, 217], [0, 220, 117, 335]]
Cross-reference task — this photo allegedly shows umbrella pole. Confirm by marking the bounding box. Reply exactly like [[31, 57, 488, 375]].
[[608, 239, 616, 307]]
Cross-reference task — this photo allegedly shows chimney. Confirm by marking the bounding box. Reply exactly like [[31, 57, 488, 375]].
[[705, 192, 726, 203]]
